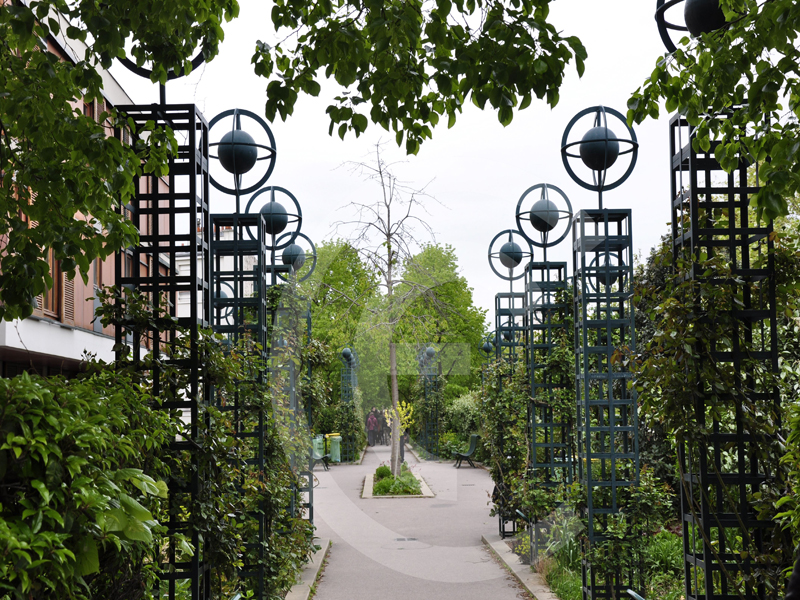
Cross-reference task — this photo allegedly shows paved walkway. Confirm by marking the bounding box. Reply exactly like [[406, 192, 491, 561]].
[[310, 444, 532, 600]]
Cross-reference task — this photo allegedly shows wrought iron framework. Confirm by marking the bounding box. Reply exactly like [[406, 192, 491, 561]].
[[494, 291, 528, 362], [115, 104, 211, 600], [573, 209, 639, 600], [418, 347, 441, 458], [669, 114, 788, 600], [527, 261, 572, 485]]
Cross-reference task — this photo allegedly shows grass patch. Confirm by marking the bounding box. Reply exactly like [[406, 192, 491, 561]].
[[539, 557, 582, 600], [372, 464, 422, 496]]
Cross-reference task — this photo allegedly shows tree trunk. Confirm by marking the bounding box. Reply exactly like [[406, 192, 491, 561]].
[[389, 341, 401, 475]]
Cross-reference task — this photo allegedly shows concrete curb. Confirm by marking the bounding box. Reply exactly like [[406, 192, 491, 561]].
[[361, 472, 435, 499], [285, 538, 331, 600], [481, 534, 558, 600]]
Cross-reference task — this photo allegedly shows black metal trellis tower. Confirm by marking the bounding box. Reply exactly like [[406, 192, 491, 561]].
[[339, 347, 360, 462], [418, 347, 441, 458], [115, 104, 212, 600], [209, 211, 274, 596], [668, 113, 788, 600], [526, 260, 572, 557], [573, 209, 639, 600]]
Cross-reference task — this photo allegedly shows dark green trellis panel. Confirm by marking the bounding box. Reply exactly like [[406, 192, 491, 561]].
[[418, 347, 441, 459], [573, 209, 639, 600], [209, 212, 273, 597], [526, 261, 573, 560], [115, 104, 212, 600], [668, 114, 789, 600], [495, 291, 528, 363]]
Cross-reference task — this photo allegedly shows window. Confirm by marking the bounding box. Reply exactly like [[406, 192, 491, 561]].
[[94, 257, 103, 289], [42, 248, 60, 318], [83, 99, 94, 121]]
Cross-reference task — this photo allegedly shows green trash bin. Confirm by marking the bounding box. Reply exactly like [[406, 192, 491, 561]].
[[328, 435, 342, 463], [312, 436, 325, 458]]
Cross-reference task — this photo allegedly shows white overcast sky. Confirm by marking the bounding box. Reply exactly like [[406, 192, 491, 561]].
[[109, 0, 676, 327]]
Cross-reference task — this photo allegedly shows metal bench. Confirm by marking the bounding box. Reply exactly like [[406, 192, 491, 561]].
[[452, 434, 480, 468]]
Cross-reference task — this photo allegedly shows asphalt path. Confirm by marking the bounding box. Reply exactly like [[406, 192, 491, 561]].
[[310, 443, 533, 600]]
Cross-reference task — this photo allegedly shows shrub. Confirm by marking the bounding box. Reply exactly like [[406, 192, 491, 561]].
[[375, 465, 391, 481], [444, 390, 480, 437], [0, 370, 175, 599], [372, 471, 422, 496]]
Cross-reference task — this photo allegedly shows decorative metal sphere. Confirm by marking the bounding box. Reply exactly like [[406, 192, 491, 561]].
[[561, 106, 638, 198], [426, 347, 436, 359], [275, 231, 317, 283], [342, 347, 352, 360], [684, 0, 726, 36], [499, 241, 523, 269], [579, 126, 620, 171], [530, 198, 559, 233], [208, 109, 277, 197], [501, 327, 513, 342], [218, 130, 258, 176], [215, 289, 228, 299], [282, 243, 306, 270], [488, 230, 533, 282], [260, 201, 289, 235], [481, 341, 493, 354]]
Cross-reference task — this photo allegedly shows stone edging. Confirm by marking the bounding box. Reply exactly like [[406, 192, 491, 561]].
[[361, 471, 435, 499], [285, 538, 331, 600], [481, 534, 558, 600]]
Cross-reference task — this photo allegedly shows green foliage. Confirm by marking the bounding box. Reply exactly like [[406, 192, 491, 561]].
[[372, 470, 422, 496], [254, 0, 587, 154], [443, 390, 481, 437], [627, 0, 800, 221], [0, 0, 237, 320], [374, 465, 392, 481], [0, 370, 175, 599]]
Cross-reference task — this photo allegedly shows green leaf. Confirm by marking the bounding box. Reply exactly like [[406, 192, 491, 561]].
[[104, 508, 129, 532], [76, 536, 100, 576], [122, 518, 153, 544], [119, 493, 153, 521]]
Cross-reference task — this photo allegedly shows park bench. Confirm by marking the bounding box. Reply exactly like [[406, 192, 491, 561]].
[[310, 448, 330, 471], [452, 434, 480, 468]]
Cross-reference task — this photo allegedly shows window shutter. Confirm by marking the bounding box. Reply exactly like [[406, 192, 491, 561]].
[[62, 273, 75, 325]]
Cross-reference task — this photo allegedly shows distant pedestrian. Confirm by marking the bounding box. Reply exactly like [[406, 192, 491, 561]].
[[378, 410, 389, 445], [366, 411, 378, 446]]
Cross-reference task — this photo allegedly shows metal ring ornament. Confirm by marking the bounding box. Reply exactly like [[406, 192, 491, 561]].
[[560, 106, 638, 194], [515, 183, 573, 249], [585, 252, 627, 293], [528, 295, 559, 326], [118, 51, 206, 81], [487, 229, 533, 281], [208, 109, 277, 196], [243, 186, 302, 249], [655, 0, 688, 53], [275, 231, 317, 283], [212, 281, 236, 322]]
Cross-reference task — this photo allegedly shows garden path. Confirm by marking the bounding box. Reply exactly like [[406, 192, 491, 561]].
[[310, 443, 532, 600]]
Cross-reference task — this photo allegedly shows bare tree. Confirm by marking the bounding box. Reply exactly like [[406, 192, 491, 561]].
[[331, 143, 442, 475]]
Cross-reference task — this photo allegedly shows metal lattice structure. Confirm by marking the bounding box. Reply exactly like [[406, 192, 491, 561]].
[[209, 212, 273, 594], [495, 292, 528, 362], [418, 347, 441, 458], [573, 209, 639, 600], [669, 114, 788, 600], [339, 347, 359, 404], [115, 104, 212, 600], [527, 261, 572, 487]]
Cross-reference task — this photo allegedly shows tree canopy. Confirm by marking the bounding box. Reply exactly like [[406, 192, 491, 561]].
[[254, 0, 586, 154], [628, 0, 800, 221], [1, 0, 585, 321]]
